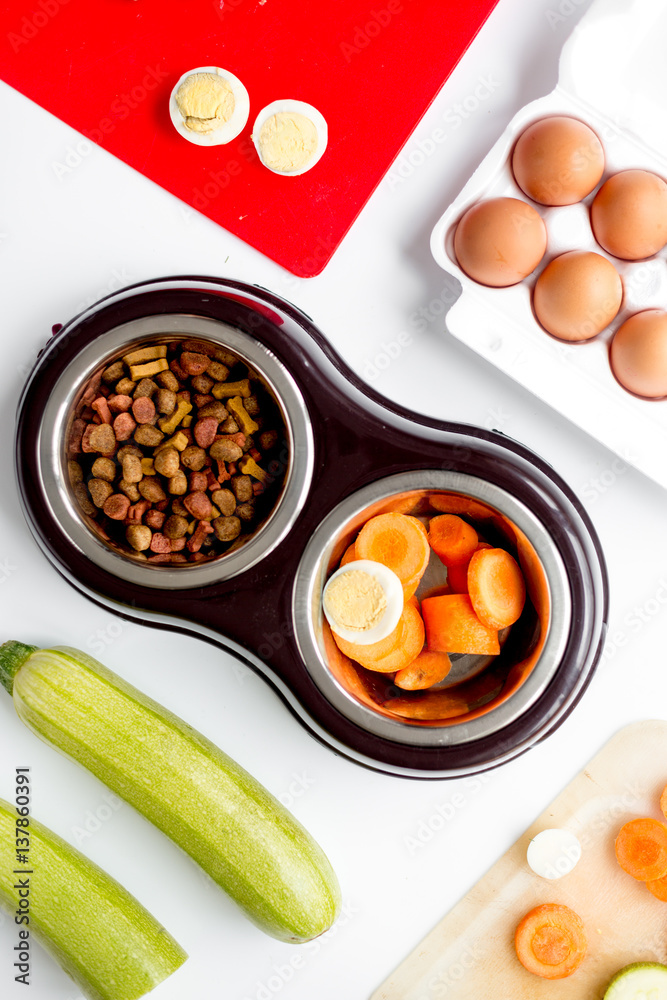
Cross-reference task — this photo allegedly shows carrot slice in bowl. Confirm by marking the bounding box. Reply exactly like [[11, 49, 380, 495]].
[[356, 513, 430, 588], [468, 546, 526, 629], [394, 650, 452, 690], [422, 594, 499, 656], [515, 903, 587, 980], [361, 599, 425, 673], [446, 540, 493, 594], [615, 817, 667, 881], [332, 609, 405, 665], [428, 514, 478, 566], [339, 542, 357, 567]]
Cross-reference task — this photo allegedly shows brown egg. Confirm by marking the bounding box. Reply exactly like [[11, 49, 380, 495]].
[[591, 169, 667, 260], [533, 250, 623, 342], [609, 309, 667, 399], [511, 116, 605, 206], [453, 197, 547, 287]]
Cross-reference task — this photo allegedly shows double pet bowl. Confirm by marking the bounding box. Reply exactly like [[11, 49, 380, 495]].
[[15, 277, 608, 778]]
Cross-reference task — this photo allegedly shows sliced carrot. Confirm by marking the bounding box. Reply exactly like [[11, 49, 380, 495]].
[[446, 541, 493, 594], [468, 546, 526, 629], [339, 542, 357, 567], [402, 575, 422, 601], [394, 650, 452, 690], [387, 691, 469, 720], [428, 514, 478, 566], [356, 513, 430, 586], [363, 599, 425, 673], [405, 515, 428, 538], [615, 818, 667, 881], [515, 903, 587, 980], [660, 783, 667, 821], [332, 610, 405, 665], [422, 594, 499, 655], [647, 873, 667, 902], [446, 561, 470, 594], [429, 494, 493, 519]]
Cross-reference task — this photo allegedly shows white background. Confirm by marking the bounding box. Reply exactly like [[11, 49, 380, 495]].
[[2, 0, 667, 998]]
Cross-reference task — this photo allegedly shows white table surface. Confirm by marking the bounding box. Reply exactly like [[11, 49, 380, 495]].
[[2, 1, 667, 997]]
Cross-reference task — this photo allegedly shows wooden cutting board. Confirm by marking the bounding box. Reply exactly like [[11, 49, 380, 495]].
[[372, 721, 667, 1000]]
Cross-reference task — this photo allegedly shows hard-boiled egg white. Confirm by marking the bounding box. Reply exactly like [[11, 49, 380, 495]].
[[526, 828, 582, 880], [252, 99, 328, 176], [169, 66, 250, 147], [322, 559, 404, 646]]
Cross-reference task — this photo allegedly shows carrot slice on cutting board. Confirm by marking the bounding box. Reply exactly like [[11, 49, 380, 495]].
[[422, 594, 499, 656], [646, 873, 667, 902], [615, 817, 667, 881], [515, 903, 587, 980]]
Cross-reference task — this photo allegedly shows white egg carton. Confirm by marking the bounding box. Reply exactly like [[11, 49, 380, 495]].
[[431, 0, 667, 490]]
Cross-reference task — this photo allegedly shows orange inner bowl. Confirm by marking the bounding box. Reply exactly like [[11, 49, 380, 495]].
[[320, 490, 550, 728]]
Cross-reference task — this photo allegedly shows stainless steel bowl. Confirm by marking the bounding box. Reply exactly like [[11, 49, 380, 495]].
[[294, 472, 570, 756], [38, 313, 313, 589]]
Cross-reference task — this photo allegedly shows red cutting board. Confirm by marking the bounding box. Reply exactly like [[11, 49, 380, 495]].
[[373, 720, 667, 999], [0, 0, 498, 276]]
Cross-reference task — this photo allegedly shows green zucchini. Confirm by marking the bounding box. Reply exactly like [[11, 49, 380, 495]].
[[0, 641, 341, 943], [603, 962, 667, 999], [0, 797, 186, 1000]]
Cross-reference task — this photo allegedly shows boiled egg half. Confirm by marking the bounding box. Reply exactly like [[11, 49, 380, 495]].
[[252, 100, 328, 176], [322, 560, 404, 646], [170, 66, 250, 146]]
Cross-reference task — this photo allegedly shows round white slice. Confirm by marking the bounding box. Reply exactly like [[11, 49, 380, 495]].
[[252, 99, 328, 176], [526, 828, 581, 880], [322, 560, 403, 645], [604, 963, 667, 1000], [169, 66, 250, 146]]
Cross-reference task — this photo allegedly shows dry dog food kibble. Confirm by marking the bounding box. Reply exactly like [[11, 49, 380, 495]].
[[67, 339, 288, 564]]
